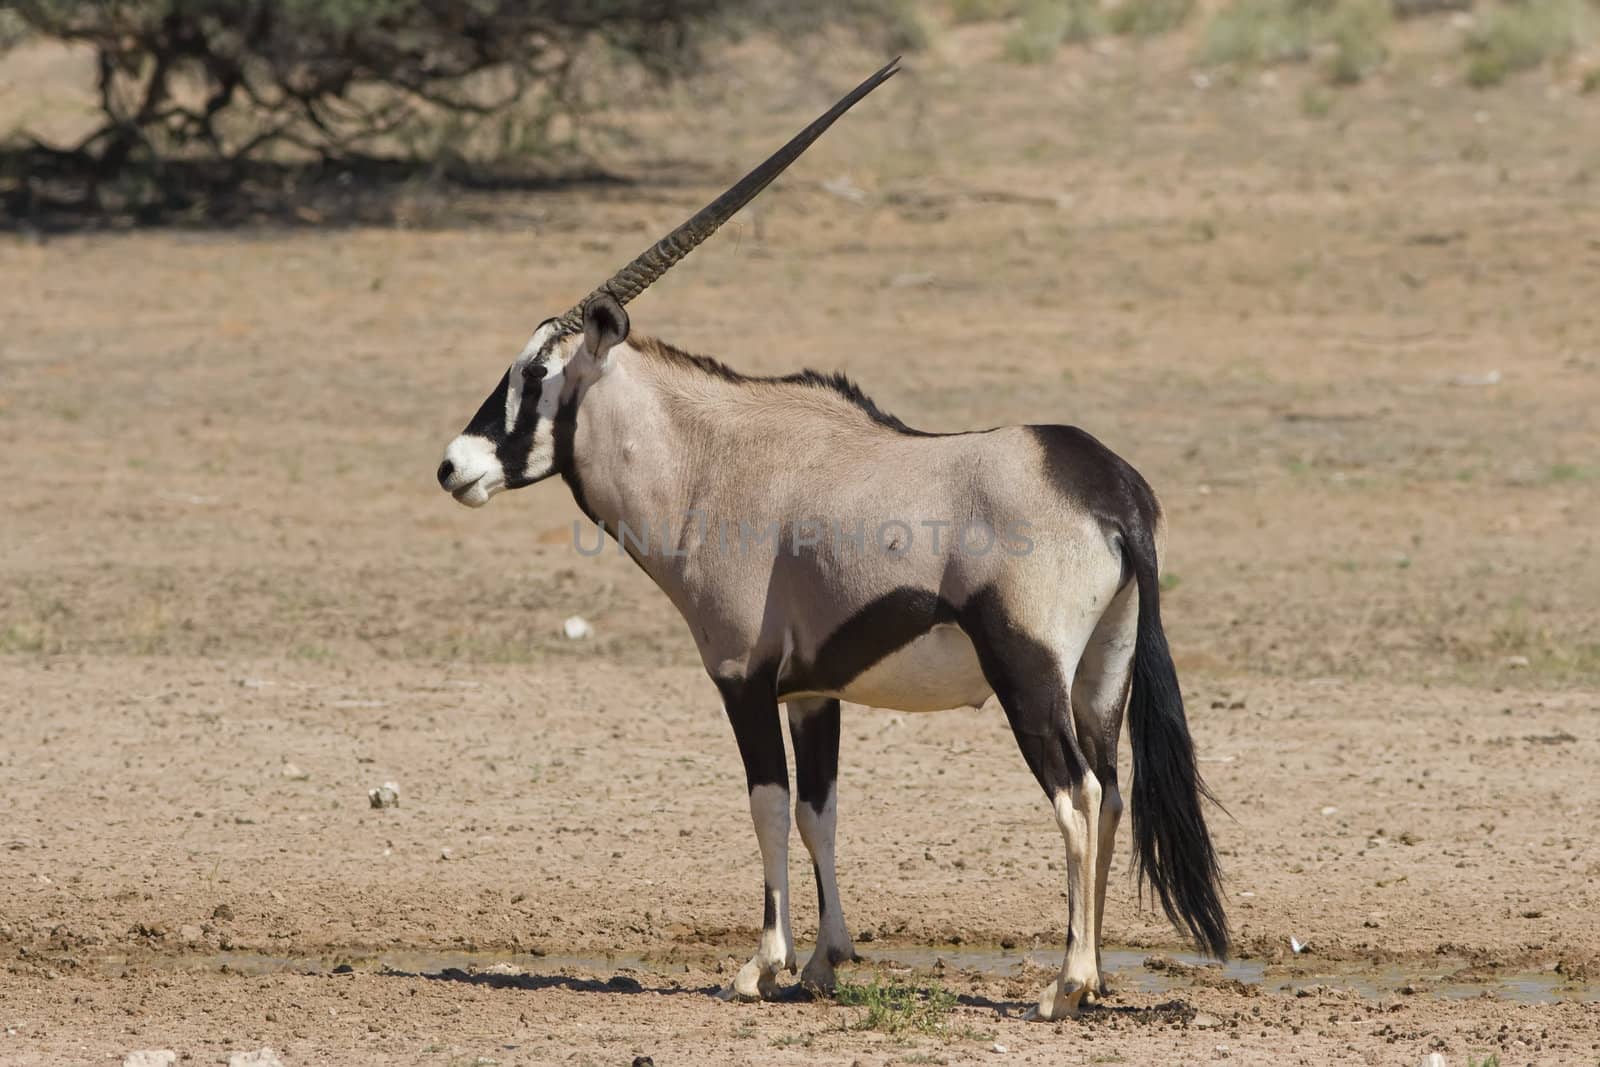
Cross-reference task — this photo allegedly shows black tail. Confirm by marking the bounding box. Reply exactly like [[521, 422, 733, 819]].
[[1123, 525, 1230, 960]]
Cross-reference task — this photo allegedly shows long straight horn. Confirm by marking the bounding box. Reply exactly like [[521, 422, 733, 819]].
[[556, 56, 902, 332]]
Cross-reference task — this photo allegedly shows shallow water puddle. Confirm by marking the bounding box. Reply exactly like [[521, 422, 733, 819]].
[[860, 946, 1600, 1005], [91, 946, 1599, 1005]]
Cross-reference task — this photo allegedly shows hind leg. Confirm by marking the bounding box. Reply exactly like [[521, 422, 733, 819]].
[[1072, 580, 1138, 1000], [787, 696, 856, 992], [960, 596, 1101, 1022]]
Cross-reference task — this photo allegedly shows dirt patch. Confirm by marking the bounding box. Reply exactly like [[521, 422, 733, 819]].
[[3, 24, 1599, 1067]]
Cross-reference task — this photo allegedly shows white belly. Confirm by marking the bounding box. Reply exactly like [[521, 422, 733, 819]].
[[816, 624, 993, 713]]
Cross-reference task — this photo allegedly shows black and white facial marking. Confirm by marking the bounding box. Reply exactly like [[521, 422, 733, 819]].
[[437, 297, 632, 508], [436, 318, 575, 508]]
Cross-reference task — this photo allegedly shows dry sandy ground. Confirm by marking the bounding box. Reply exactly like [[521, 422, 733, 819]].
[[4, 24, 1600, 1067]]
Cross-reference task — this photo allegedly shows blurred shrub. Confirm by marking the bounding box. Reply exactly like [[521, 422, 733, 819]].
[[1006, 0, 1101, 60], [1201, 0, 1390, 83], [1323, 0, 1392, 83], [1464, 0, 1595, 86], [1003, 0, 1191, 62], [951, 0, 1021, 22], [1107, 0, 1196, 37], [3, 0, 912, 200]]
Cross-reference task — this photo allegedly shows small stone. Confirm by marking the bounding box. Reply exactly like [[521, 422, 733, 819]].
[[123, 1053, 177, 1067], [368, 782, 400, 809], [280, 763, 309, 781], [178, 924, 204, 945], [632, 1058, 655, 1067], [1192, 1012, 1222, 1029], [857, 929, 876, 943], [1418, 1054, 1447, 1067], [439, 848, 454, 861], [561, 615, 593, 640], [989, 1043, 1008, 1054], [1502, 654, 1530, 668], [212, 903, 235, 921], [228, 1051, 286, 1067]]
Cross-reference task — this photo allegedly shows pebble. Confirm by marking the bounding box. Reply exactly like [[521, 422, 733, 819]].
[[989, 1043, 1008, 1054], [280, 763, 309, 781], [1418, 1055, 1447, 1067], [123, 1053, 177, 1067], [562, 615, 593, 640], [368, 782, 401, 809], [179, 924, 204, 945], [1192, 1012, 1222, 1029], [228, 1051, 286, 1067]]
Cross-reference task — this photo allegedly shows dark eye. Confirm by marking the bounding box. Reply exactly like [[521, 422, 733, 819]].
[[522, 362, 547, 384]]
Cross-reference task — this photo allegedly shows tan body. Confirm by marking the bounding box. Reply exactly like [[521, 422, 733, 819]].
[[572, 340, 1128, 711]]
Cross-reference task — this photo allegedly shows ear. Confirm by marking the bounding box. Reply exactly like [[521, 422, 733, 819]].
[[582, 293, 630, 362]]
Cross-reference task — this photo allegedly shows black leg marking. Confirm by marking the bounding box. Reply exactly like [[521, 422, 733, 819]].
[[788, 696, 841, 815], [813, 863, 827, 917], [957, 588, 1088, 795], [716, 670, 787, 792]]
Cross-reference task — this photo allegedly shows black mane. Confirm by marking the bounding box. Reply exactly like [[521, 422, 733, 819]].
[[638, 336, 932, 437]]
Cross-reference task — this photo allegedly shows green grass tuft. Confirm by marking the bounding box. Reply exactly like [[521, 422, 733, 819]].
[[835, 974, 959, 1035]]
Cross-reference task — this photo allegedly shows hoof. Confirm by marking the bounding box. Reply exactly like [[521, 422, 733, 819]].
[[728, 958, 779, 1001], [799, 959, 838, 996], [1025, 976, 1090, 1022]]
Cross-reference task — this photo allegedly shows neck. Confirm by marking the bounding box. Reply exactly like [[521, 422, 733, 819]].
[[558, 335, 914, 581]]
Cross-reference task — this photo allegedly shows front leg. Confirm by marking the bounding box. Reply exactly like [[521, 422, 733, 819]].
[[787, 696, 856, 993], [717, 673, 796, 1000]]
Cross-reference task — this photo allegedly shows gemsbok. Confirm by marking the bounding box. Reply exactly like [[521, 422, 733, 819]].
[[435, 57, 1227, 1021]]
